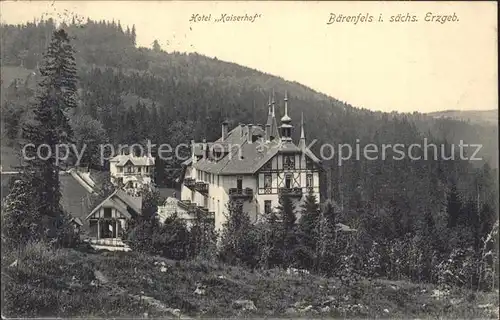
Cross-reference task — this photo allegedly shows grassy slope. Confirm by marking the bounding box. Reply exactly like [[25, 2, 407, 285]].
[[2, 243, 498, 319]]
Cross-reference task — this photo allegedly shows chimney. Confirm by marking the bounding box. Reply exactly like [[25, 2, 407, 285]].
[[265, 124, 271, 142], [202, 138, 208, 159], [147, 139, 153, 158], [221, 120, 229, 141], [240, 123, 245, 137], [247, 124, 253, 144], [191, 140, 197, 164]]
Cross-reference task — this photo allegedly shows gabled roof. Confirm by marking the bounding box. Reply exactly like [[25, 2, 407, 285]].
[[110, 154, 155, 166], [70, 217, 84, 226], [86, 189, 142, 220], [60, 173, 94, 221]]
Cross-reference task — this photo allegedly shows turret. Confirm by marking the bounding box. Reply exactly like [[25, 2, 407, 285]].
[[279, 91, 293, 141]]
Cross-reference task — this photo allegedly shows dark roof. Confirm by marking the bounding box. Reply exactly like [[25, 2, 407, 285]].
[[59, 173, 93, 222], [86, 189, 142, 220], [70, 217, 84, 226], [190, 124, 320, 175], [1, 172, 94, 231]]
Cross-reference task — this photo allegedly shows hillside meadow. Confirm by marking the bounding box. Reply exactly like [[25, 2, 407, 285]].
[[2, 242, 498, 319]]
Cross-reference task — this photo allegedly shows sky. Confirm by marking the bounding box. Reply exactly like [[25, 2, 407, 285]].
[[1, 1, 497, 113]]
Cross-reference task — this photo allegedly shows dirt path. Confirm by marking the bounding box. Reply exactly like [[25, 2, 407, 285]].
[[94, 269, 192, 319]]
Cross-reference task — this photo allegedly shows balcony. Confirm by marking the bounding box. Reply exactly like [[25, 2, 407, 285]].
[[179, 200, 197, 212], [229, 187, 254, 200], [184, 178, 196, 188], [279, 187, 303, 198], [194, 181, 209, 194], [194, 206, 214, 221]]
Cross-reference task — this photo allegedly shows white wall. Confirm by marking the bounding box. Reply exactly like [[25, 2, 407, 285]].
[[180, 151, 321, 232]]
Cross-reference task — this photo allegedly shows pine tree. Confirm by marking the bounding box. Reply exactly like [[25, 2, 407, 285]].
[[277, 195, 298, 267], [152, 39, 161, 52], [18, 29, 78, 244], [318, 199, 337, 272], [219, 200, 259, 266], [131, 24, 137, 46], [446, 183, 462, 228], [297, 190, 320, 269]]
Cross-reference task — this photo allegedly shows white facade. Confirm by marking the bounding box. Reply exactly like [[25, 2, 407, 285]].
[[181, 154, 320, 231], [109, 153, 155, 193], [157, 197, 195, 228]]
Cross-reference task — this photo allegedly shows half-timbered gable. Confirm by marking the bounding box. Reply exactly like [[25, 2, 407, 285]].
[[86, 189, 142, 240]]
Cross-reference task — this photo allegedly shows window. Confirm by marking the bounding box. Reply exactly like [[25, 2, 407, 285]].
[[264, 200, 272, 214], [306, 156, 315, 170], [217, 175, 220, 187], [283, 155, 295, 170], [119, 167, 123, 173], [306, 174, 313, 188], [146, 166, 149, 173], [236, 176, 243, 190], [138, 167, 142, 173], [104, 208, 112, 218], [285, 174, 292, 188], [264, 174, 272, 188]]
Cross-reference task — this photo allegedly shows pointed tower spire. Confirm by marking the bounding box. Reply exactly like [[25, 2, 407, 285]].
[[280, 90, 292, 123], [268, 93, 272, 116], [279, 90, 293, 141], [299, 112, 306, 149], [284, 90, 288, 117], [271, 89, 276, 117]]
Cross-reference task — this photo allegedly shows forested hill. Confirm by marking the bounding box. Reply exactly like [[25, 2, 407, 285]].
[[1, 19, 497, 164], [1, 19, 498, 202], [427, 109, 498, 126]]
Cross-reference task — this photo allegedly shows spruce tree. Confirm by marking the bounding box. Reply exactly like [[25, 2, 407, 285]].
[[131, 24, 137, 46], [277, 195, 298, 267], [297, 190, 320, 269], [219, 200, 258, 266], [18, 29, 78, 243], [446, 183, 462, 228]]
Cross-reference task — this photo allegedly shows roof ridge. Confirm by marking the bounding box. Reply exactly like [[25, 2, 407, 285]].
[[85, 189, 119, 220], [217, 138, 249, 174]]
